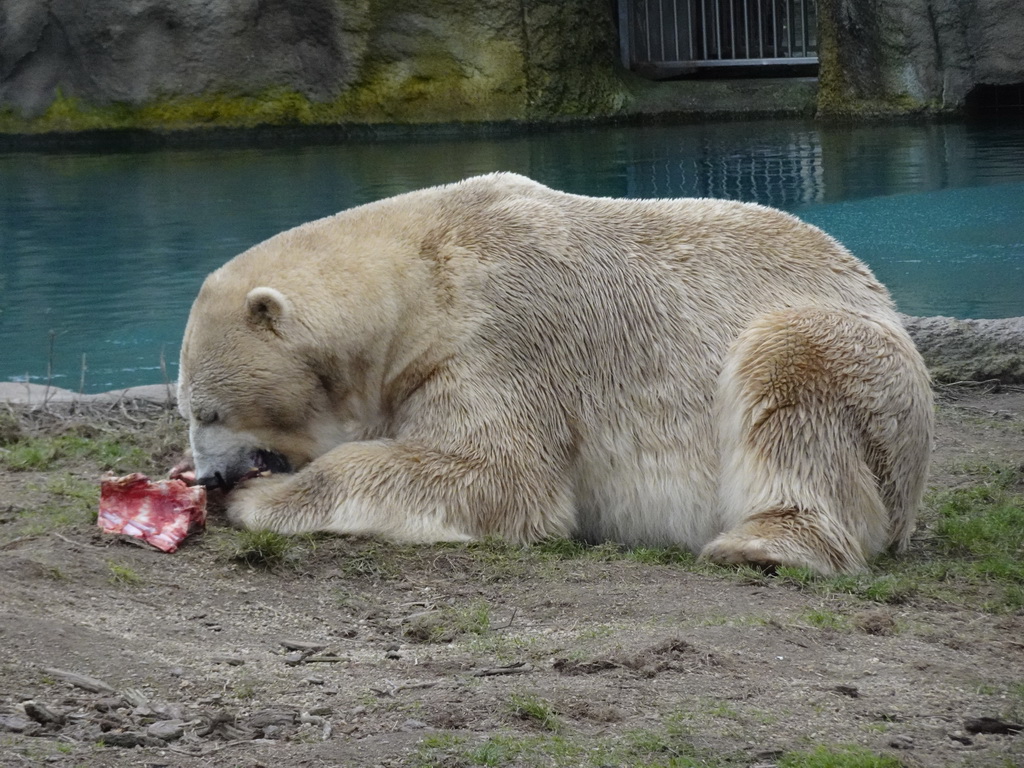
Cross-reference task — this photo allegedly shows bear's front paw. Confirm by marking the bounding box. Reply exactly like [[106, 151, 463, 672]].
[[224, 476, 290, 531]]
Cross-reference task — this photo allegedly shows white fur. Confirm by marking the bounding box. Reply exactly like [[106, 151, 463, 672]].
[[178, 173, 934, 575]]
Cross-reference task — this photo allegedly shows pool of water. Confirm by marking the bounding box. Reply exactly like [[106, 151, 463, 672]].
[[1, 119, 1023, 392]]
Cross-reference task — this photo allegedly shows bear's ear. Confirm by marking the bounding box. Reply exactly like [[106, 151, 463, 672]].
[[245, 287, 292, 333]]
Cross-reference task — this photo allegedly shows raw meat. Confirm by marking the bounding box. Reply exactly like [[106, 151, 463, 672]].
[[98, 473, 207, 553]]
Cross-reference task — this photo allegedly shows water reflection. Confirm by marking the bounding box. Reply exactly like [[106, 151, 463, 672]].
[[1, 119, 1022, 391]]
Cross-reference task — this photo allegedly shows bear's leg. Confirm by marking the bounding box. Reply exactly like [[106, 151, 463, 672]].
[[701, 307, 932, 575], [224, 439, 575, 543]]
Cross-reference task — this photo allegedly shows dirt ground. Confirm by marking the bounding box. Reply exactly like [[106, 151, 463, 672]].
[[1, 385, 1023, 768]]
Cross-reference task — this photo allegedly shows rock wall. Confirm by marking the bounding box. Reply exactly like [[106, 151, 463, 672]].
[[818, 0, 1024, 117], [901, 315, 1024, 385], [0, 0, 626, 131], [2, 1, 1022, 132]]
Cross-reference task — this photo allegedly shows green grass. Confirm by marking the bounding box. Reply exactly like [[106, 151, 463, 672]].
[[226, 529, 301, 568], [8, 472, 100, 536], [801, 606, 848, 630], [772, 464, 1024, 613], [107, 561, 141, 586], [507, 693, 561, 732], [0, 434, 149, 472], [404, 599, 492, 644], [779, 745, 904, 768], [409, 710, 735, 768]]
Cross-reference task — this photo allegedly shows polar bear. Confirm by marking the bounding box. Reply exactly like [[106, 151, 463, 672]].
[[177, 173, 933, 575]]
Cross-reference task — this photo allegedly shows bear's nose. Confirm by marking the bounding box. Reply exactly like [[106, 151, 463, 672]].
[[196, 471, 233, 491]]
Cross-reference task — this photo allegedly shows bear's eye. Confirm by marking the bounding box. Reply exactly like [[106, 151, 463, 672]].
[[195, 409, 220, 426]]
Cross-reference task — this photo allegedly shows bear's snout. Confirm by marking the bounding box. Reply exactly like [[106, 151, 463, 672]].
[[196, 449, 292, 492]]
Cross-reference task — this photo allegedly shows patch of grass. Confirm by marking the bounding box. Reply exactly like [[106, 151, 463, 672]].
[[404, 600, 492, 644], [779, 745, 904, 768], [1007, 682, 1024, 722], [467, 632, 542, 662], [0, 410, 24, 444], [233, 679, 258, 700], [770, 465, 1024, 613], [801, 606, 848, 630], [227, 529, 300, 569], [924, 477, 1024, 612], [412, 708, 731, 767], [777, 566, 917, 606], [107, 561, 141, 586], [338, 542, 404, 579], [533, 538, 593, 559], [11, 472, 100, 536], [624, 546, 696, 566], [507, 693, 561, 732], [412, 728, 722, 768], [0, 434, 149, 472]]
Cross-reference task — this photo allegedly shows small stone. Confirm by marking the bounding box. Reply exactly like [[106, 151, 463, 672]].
[[262, 725, 282, 739], [0, 714, 34, 733], [147, 720, 185, 741], [964, 716, 1023, 735], [948, 730, 973, 745], [309, 705, 334, 716], [385, 651, 401, 660], [248, 707, 299, 729], [168, 667, 185, 677], [283, 651, 306, 665], [888, 735, 914, 750], [98, 731, 165, 748], [280, 639, 326, 652], [42, 668, 115, 694], [303, 676, 326, 686], [833, 685, 859, 698], [23, 700, 64, 725], [402, 718, 428, 730], [212, 655, 245, 666]]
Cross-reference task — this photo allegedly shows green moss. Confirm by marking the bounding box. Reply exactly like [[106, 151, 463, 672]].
[[815, 0, 932, 120]]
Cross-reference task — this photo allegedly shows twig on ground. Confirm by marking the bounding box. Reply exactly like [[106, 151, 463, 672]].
[[371, 679, 448, 697], [52, 532, 107, 551], [0, 535, 40, 551], [41, 667, 115, 694], [471, 662, 533, 677], [491, 607, 519, 631]]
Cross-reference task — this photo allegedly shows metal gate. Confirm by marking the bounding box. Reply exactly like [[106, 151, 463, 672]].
[[619, 0, 818, 76]]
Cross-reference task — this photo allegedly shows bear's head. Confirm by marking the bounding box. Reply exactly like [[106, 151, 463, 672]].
[[178, 277, 346, 491]]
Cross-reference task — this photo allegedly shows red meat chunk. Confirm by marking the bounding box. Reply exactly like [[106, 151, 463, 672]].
[[98, 473, 207, 553]]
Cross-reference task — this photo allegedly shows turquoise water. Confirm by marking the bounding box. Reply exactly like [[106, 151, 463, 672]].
[[1, 119, 1023, 392]]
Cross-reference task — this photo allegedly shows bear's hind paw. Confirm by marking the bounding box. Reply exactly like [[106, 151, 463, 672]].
[[700, 508, 867, 576]]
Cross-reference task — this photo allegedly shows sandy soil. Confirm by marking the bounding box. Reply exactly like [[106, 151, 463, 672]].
[[1, 385, 1022, 768]]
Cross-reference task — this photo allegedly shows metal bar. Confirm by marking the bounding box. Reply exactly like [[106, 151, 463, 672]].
[[716, 0, 724, 58], [743, 0, 750, 59], [771, 0, 778, 58], [623, 0, 819, 69], [701, 0, 709, 59], [802, 0, 809, 55], [672, 0, 679, 62], [644, 0, 652, 62], [728, 0, 735, 60], [687, 0, 694, 60], [618, 0, 632, 68], [757, 0, 763, 58]]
